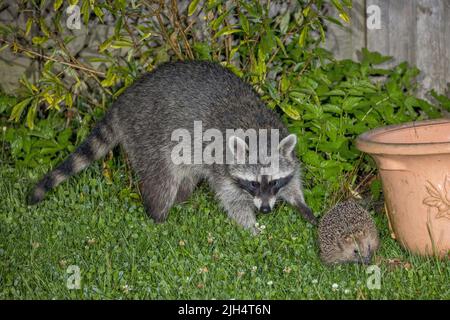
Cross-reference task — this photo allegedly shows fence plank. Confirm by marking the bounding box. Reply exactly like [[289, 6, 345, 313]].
[[323, 0, 365, 61], [329, 0, 449, 98], [366, 0, 416, 68], [415, 0, 449, 96], [444, 0, 450, 96], [365, 0, 389, 61]]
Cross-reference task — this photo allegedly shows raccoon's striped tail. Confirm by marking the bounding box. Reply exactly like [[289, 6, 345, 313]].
[[28, 116, 119, 205]]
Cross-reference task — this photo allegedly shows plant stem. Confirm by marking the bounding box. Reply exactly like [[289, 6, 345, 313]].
[[0, 39, 105, 77]]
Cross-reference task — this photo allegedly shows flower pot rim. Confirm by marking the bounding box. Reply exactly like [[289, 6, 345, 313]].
[[356, 118, 450, 155]]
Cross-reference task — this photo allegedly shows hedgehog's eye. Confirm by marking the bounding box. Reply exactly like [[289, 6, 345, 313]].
[[353, 249, 359, 255]]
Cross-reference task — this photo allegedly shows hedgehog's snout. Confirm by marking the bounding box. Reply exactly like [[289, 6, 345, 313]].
[[361, 251, 373, 265], [358, 244, 374, 265]]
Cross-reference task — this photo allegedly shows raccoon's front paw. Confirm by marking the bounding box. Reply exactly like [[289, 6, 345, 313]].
[[297, 202, 319, 226], [250, 226, 261, 236], [248, 222, 266, 235]]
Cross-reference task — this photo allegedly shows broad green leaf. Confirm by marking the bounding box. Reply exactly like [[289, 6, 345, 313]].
[[99, 37, 113, 52], [188, 0, 201, 16], [321, 89, 346, 96], [239, 13, 250, 35], [404, 96, 419, 108], [322, 104, 342, 114], [110, 39, 133, 48], [212, 8, 234, 31], [279, 102, 300, 120], [65, 93, 73, 108], [0, 44, 8, 53], [260, 31, 276, 54], [213, 26, 241, 39], [94, 6, 104, 22], [26, 100, 38, 129], [303, 150, 323, 167], [57, 128, 72, 145], [115, 16, 123, 37], [81, 0, 90, 25], [275, 36, 287, 56], [39, 18, 51, 37], [54, 0, 63, 10], [101, 70, 116, 87], [298, 26, 309, 47], [25, 18, 33, 37], [331, 0, 343, 11], [342, 97, 362, 111], [279, 12, 290, 34], [9, 97, 33, 122], [193, 42, 212, 60], [339, 12, 350, 24], [32, 36, 48, 45], [280, 75, 290, 93], [318, 23, 325, 42], [303, 6, 310, 17]]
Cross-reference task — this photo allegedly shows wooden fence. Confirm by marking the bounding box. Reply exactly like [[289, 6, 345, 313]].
[[1, 0, 449, 97], [325, 0, 450, 97]]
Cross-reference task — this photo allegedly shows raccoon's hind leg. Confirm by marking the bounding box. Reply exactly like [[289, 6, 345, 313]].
[[174, 176, 199, 204], [139, 166, 190, 223], [281, 175, 318, 225]]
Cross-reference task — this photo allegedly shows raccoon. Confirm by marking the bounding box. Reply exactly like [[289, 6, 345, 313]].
[[28, 61, 317, 234]]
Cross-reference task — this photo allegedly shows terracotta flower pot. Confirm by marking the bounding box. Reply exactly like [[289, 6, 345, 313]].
[[356, 119, 450, 257]]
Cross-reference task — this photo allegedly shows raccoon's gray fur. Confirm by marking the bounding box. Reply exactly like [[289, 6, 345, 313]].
[[28, 61, 317, 234], [318, 200, 380, 265]]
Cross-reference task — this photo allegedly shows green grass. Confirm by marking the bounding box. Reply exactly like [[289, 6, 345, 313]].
[[0, 163, 449, 299]]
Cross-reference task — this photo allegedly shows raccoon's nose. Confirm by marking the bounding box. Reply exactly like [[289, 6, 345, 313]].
[[260, 205, 271, 214]]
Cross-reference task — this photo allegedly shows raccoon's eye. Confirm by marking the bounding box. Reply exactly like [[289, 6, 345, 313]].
[[269, 180, 278, 188], [269, 175, 293, 191], [250, 181, 260, 189], [235, 179, 259, 194]]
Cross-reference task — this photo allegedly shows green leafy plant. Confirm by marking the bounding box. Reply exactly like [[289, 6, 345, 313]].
[[272, 48, 447, 210], [0, 0, 448, 207], [0, 0, 352, 164], [3, 114, 76, 167], [0, 0, 351, 127]]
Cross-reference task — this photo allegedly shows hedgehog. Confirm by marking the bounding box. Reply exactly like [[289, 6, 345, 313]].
[[318, 200, 380, 265]]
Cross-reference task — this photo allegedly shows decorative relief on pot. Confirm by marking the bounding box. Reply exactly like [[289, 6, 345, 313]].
[[423, 175, 450, 220]]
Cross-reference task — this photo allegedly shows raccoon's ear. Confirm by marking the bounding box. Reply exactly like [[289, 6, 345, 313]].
[[278, 134, 297, 158], [228, 135, 248, 164]]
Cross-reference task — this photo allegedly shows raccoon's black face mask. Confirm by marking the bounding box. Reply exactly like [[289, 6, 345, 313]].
[[228, 133, 298, 213], [235, 174, 293, 213]]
